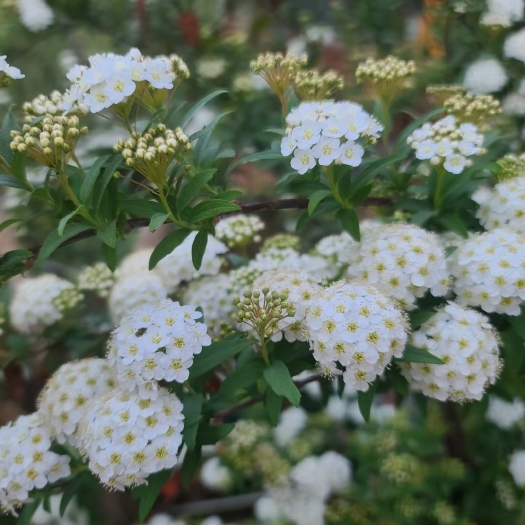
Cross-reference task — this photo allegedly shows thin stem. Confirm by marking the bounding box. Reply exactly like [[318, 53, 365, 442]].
[[157, 188, 179, 224], [260, 338, 271, 366], [57, 171, 97, 224], [325, 165, 346, 207], [71, 153, 86, 176]]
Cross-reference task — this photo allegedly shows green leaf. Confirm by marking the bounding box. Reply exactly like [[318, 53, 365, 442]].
[[38, 223, 94, 262], [437, 215, 469, 238], [0, 249, 32, 285], [17, 499, 41, 525], [10, 151, 27, 185], [0, 110, 18, 165], [149, 213, 168, 232], [97, 220, 117, 248], [215, 148, 236, 160], [165, 101, 187, 129], [191, 230, 208, 271], [196, 423, 235, 446], [80, 155, 110, 204], [215, 189, 242, 201], [177, 169, 216, 212], [338, 208, 361, 241], [180, 89, 228, 128], [122, 198, 164, 218], [263, 360, 301, 407], [219, 361, 265, 398], [60, 472, 88, 517], [265, 388, 283, 427], [183, 394, 203, 451], [144, 108, 168, 133], [181, 447, 201, 487], [0, 218, 21, 232], [92, 154, 124, 210], [395, 344, 445, 364], [408, 310, 435, 331], [132, 469, 172, 522], [0, 174, 27, 190], [353, 153, 406, 190], [189, 200, 241, 223], [58, 206, 84, 237], [190, 334, 250, 378], [225, 150, 283, 176], [308, 189, 332, 216], [357, 381, 378, 422], [102, 242, 117, 272], [149, 229, 192, 270]]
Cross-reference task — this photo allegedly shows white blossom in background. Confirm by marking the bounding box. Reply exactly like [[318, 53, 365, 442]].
[[10, 274, 78, 334], [38, 359, 116, 445], [200, 517, 224, 525], [18, 0, 54, 32], [200, 457, 232, 492], [281, 100, 382, 174], [32, 495, 89, 525], [486, 396, 525, 429], [108, 272, 168, 324], [273, 407, 308, 447], [252, 270, 323, 342], [215, 215, 264, 248], [509, 451, 525, 486], [305, 25, 337, 45], [348, 223, 449, 309], [502, 92, 525, 116], [155, 233, 228, 294], [505, 29, 525, 63], [254, 496, 281, 523], [399, 302, 501, 402], [0, 56, 24, 80], [463, 58, 508, 94], [304, 281, 409, 390], [77, 262, 114, 298], [474, 177, 525, 234], [196, 58, 227, 79], [114, 249, 152, 280], [407, 115, 484, 175], [449, 228, 525, 315], [481, 0, 524, 26], [318, 451, 352, 492], [182, 275, 234, 337], [108, 299, 210, 394], [79, 387, 184, 489], [147, 515, 187, 525], [0, 413, 71, 512]]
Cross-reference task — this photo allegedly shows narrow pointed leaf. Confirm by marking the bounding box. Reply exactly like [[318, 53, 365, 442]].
[[149, 228, 192, 270], [191, 229, 208, 271]]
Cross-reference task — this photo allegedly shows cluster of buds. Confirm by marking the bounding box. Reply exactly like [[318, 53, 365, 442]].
[[51, 287, 84, 312], [10, 115, 87, 170], [114, 124, 190, 186], [77, 262, 115, 298], [356, 56, 416, 104], [163, 54, 190, 80], [22, 91, 88, 122], [262, 234, 301, 252], [234, 289, 296, 341], [495, 154, 525, 181], [293, 69, 344, 101], [250, 52, 307, 101], [426, 84, 465, 107], [444, 93, 501, 127], [212, 322, 236, 343]]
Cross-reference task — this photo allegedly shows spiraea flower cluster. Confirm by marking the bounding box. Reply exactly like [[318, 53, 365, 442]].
[[262, 234, 301, 252], [400, 303, 501, 402], [61, 48, 189, 114], [215, 214, 265, 248], [10, 274, 79, 334], [114, 125, 190, 186], [108, 299, 211, 394], [77, 262, 115, 298], [304, 281, 408, 389], [474, 177, 525, 234], [481, 0, 524, 26], [0, 56, 24, 86], [348, 223, 448, 309], [486, 396, 525, 429], [449, 228, 525, 315], [22, 91, 87, 120], [281, 101, 382, 174], [0, 413, 71, 512], [78, 387, 184, 489], [407, 115, 484, 174], [252, 270, 322, 342], [37, 359, 116, 445], [495, 154, 525, 181], [293, 69, 344, 101], [443, 93, 502, 126]]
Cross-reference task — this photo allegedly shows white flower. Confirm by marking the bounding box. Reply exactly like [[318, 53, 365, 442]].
[[78, 386, 184, 489], [196, 58, 226, 79], [0, 56, 24, 80], [509, 450, 525, 486], [416, 139, 437, 160], [348, 223, 449, 308], [304, 281, 409, 391], [18, 0, 54, 32], [108, 299, 211, 393], [339, 141, 364, 167], [312, 137, 341, 165], [399, 302, 501, 402], [318, 451, 352, 492], [291, 121, 322, 149], [502, 92, 525, 116], [200, 517, 224, 525], [449, 228, 525, 315], [486, 0, 524, 21], [273, 407, 308, 447], [147, 515, 186, 525], [114, 249, 152, 279], [281, 135, 297, 156], [200, 457, 232, 492], [463, 58, 508, 94], [487, 396, 525, 429], [38, 358, 116, 445], [10, 274, 77, 334], [505, 29, 525, 63], [77, 262, 114, 298], [475, 177, 525, 234], [143, 59, 173, 90], [254, 496, 282, 523], [290, 148, 316, 174], [444, 154, 467, 174], [215, 215, 264, 248]]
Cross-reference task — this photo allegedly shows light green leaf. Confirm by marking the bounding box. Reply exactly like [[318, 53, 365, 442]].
[[92, 154, 124, 210], [58, 206, 84, 237], [122, 198, 164, 218], [177, 169, 216, 212], [80, 155, 110, 204], [225, 150, 283, 176], [219, 361, 265, 398], [308, 190, 332, 216], [189, 200, 241, 223], [395, 344, 444, 364], [263, 360, 301, 407], [149, 228, 192, 270], [180, 89, 228, 128], [191, 230, 208, 271], [0, 174, 27, 190], [149, 213, 168, 231], [38, 223, 94, 262]]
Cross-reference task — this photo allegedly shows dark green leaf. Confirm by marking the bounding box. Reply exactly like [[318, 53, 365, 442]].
[[144, 108, 168, 133], [0, 218, 21, 232], [411, 210, 435, 227], [225, 150, 283, 176], [177, 169, 216, 212], [180, 90, 228, 128], [92, 155, 124, 210], [60, 472, 88, 517], [0, 249, 32, 285], [38, 223, 94, 262], [196, 423, 235, 446], [165, 101, 188, 129], [183, 394, 203, 450], [149, 229, 192, 270], [219, 361, 265, 398], [263, 360, 301, 407], [17, 500, 41, 524], [265, 389, 283, 427], [215, 189, 242, 201], [338, 208, 360, 241], [215, 148, 236, 160], [122, 198, 164, 219], [395, 344, 444, 364], [437, 215, 469, 238], [353, 153, 406, 189], [58, 206, 84, 237], [357, 381, 377, 422], [181, 447, 201, 487], [189, 200, 241, 223], [149, 213, 168, 232], [408, 311, 435, 331], [80, 155, 110, 205], [0, 174, 27, 190], [10, 151, 27, 184], [132, 470, 172, 522], [308, 190, 332, 216], [102, 243, 117, 272], [97, 220, 117, 248], [191, 230, 208, 271]]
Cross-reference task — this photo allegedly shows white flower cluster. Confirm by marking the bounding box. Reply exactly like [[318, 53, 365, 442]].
[[182, 275, 233, 337], [252, 270, 322, 342], [504, 29, 525, 64], [463, 58, 508, 94], [481, 0, 524, 26], [77, 262, 114, 298], [215, 215, 265, 248], [108, 299, 211, 394], [61, 48, 189, 114], [18, 0, 54, 32], [407, 115, 484, 174], [400, 303, 501, 402], [78, 387, 184, 489], [304, 281, 408, 390], [449, 228, 525, 315], [196, 58, 226, 79], [37, 359, 116, 445], [200, 457, 232, 492], [509, 450, 525, 487], [0, 413, 71, 512], [281, 101, 382, 174], [486, 396, 525, 429], [474, 177, 525, 234], [10, 274, 78, 334], [0, 56, 24, 81], [273, 407, 308, 447], [348, 223, 448, 309]]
